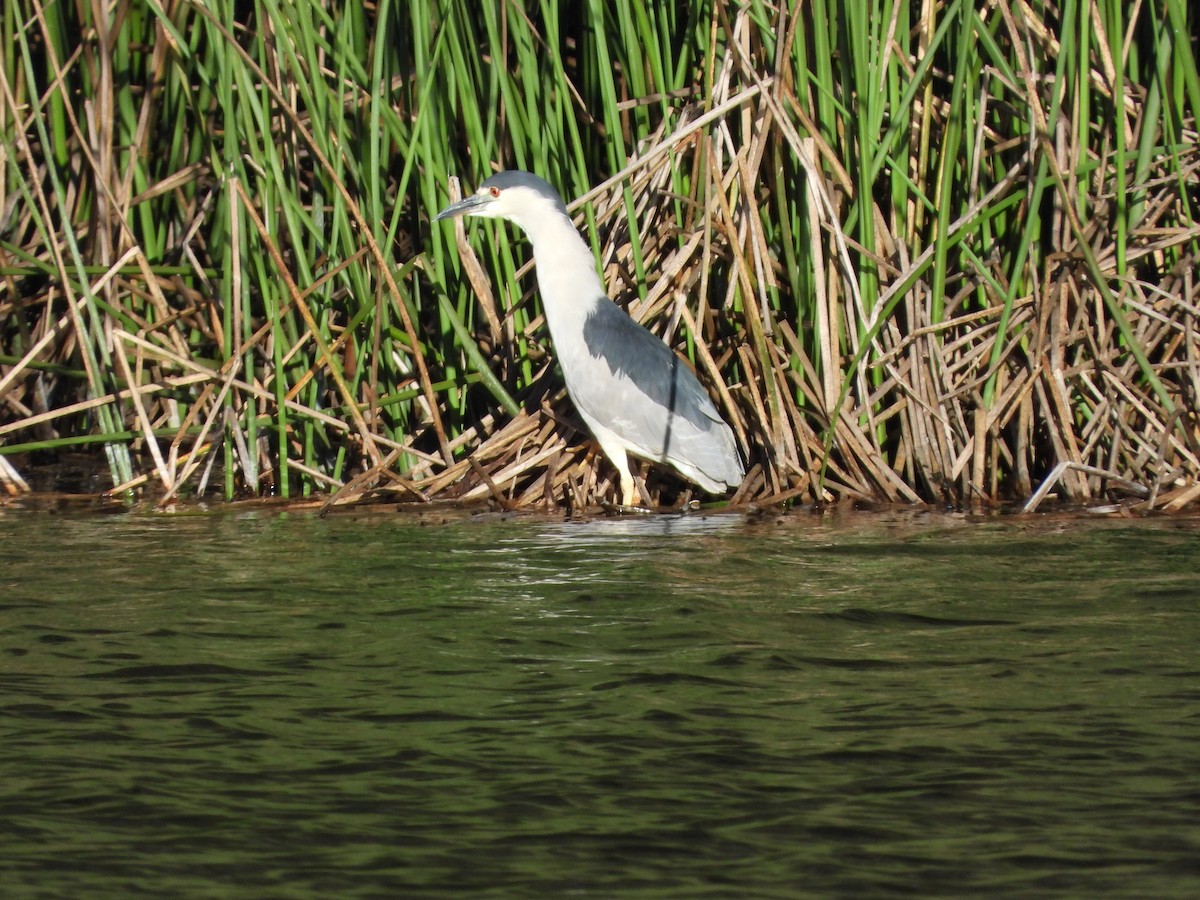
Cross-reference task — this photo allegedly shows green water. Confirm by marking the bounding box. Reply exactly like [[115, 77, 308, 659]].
[[1, 507, 1198, 897]]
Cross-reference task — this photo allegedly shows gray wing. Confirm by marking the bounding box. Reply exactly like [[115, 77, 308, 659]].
[[567, 301, 743, 487]]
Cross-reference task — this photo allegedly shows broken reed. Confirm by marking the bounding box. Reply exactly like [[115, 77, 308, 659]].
[[0, 0, 1197, 509]]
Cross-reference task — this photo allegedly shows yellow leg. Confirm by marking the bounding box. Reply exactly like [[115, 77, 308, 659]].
[[618, 468, 640, 508], [595, 436, 640, 507]]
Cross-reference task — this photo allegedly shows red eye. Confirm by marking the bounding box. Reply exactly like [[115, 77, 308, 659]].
[[490, 187, 500, 197]]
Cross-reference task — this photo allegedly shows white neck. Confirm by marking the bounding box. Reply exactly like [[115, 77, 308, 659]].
[[518, 208, 606, 344]]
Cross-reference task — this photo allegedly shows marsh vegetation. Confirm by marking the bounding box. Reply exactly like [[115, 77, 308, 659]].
[[1, 0, 1197, 511]]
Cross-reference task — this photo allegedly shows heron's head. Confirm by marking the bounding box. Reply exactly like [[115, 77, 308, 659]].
[[433, 171, 569, 229]]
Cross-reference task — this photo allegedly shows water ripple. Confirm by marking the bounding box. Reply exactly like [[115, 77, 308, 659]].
[[1, 511, 1198, 896]]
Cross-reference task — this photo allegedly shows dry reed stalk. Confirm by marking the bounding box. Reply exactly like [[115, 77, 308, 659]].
[[2, 0, 1197, 513]]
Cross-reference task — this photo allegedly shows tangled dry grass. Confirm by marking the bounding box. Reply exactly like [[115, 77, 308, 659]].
[[1, 0, 1198, 512]]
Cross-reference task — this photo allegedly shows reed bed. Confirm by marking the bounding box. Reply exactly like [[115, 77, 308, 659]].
[[1, 0, 1197, 511]]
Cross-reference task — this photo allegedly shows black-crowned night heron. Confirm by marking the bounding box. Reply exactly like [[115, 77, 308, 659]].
[[434, 170, 744, 507]]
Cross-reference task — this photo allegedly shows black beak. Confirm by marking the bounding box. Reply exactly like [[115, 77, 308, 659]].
[[433, 192, 490, 222]]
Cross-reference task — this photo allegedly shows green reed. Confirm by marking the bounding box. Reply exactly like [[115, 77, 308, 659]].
[[0, 0, 1196, 505]]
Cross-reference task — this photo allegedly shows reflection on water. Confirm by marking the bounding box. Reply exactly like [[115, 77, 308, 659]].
[[2, 508, 1199, 897]]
